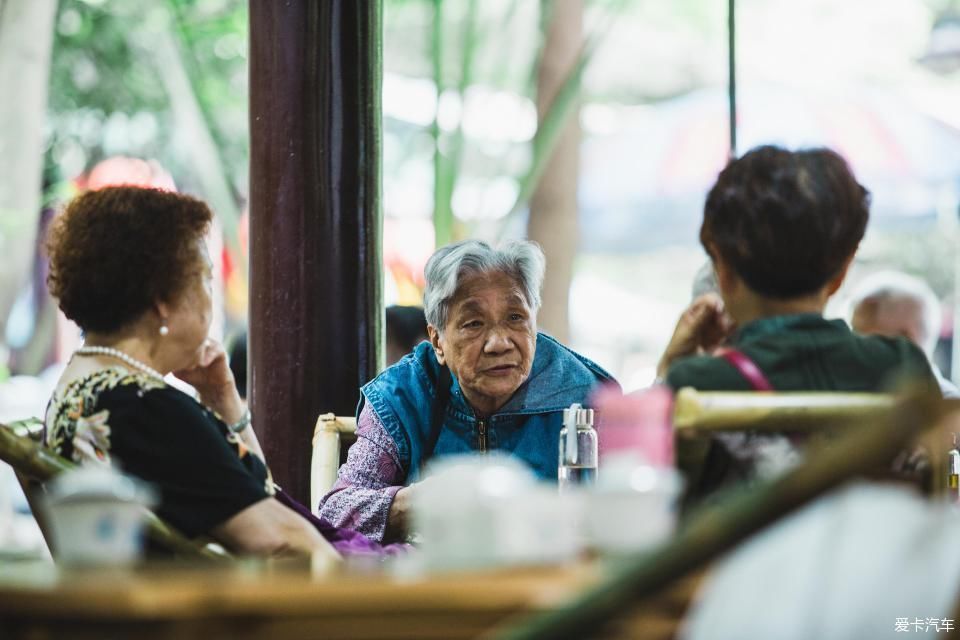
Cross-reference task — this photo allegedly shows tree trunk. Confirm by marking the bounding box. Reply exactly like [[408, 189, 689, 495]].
[[526, 0, 582, 343], [0, 0, 57, 339]]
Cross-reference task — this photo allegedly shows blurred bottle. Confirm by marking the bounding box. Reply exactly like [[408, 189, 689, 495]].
[[558, 404, 598, 491], [948, 433, 959, 503], [583, 386, 683, 553]]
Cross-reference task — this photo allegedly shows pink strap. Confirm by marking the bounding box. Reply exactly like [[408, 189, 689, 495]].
[[719, 349, 774, 391]]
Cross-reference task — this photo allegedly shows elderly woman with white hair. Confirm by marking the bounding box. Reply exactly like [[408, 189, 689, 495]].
[[848, 270, 959, 398], [317, 240, 616, 542]]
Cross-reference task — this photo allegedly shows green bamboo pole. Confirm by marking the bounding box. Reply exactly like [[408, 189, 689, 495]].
[[727, 0, 737, 158], [431, 0, 451, 248], [431, 0, 478, 248], [494, 391, 945, 640], [442, 0, 478, 234]]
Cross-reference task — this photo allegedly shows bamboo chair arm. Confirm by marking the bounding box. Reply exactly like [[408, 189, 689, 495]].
[[310, 413, 358, 511], [311, 413, 357, 444], [7, 417, 44, 441], [672, 387, 896, 432], [0, 420, 72, 481], [142, 512, 231, 561]]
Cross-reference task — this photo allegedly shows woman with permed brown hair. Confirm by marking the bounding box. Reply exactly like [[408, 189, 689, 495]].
[[43, 186, 388, 558], [655, 145, 938, 505]]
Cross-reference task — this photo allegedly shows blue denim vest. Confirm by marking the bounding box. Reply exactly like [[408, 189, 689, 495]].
[[359, 333, 617, 483]]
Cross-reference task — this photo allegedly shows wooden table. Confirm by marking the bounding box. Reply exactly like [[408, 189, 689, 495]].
[[0, 558, 702, 639]]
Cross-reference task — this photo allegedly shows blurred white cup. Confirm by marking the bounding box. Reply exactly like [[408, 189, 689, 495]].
[[585, 452, 683, 554], [412, 454, 582, 571], [43, 466, 156, 566]]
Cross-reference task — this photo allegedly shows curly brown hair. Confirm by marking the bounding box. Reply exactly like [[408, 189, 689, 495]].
[[46, 186, 213, 333], [701, 145, 869, 299]]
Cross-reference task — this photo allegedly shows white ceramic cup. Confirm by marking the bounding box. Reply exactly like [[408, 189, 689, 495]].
[[43, 467, 155, 566], [585, 454, 683, 554]]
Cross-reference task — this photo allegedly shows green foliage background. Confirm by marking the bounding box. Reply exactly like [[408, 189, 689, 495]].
[[47, 0, 248, 201]]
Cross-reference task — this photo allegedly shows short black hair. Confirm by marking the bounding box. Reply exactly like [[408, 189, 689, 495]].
[[386, 305, 428, 351], [227, 331, 248, 399], [700, 145, 869, 299]]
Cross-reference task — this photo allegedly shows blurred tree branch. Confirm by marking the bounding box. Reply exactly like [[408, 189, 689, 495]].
[[431, 0, 478, 247], [46, 0, 248, 274], [507, 1, 624, 221], [165, 0, 243, 208], [150, 1, 245, 274]]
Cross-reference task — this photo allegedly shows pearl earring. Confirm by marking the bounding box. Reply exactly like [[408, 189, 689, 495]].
[[159, 325, 170, 337]]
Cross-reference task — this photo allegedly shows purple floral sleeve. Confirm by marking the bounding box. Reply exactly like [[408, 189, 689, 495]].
[[316, 402, 404, 542]]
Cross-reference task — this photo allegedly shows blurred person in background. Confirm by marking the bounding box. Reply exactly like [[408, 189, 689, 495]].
[[227, 330, 247, 400], [4, 161, 70, 377], [385, 305, 428, 366], [656, 146, 938, 505], [848, 270, 959, 398]]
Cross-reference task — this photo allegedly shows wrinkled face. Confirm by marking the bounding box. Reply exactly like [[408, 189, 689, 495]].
[[430, 271, 537, 417], [852, 298, 927, 353], [164, 243, 214, 369]]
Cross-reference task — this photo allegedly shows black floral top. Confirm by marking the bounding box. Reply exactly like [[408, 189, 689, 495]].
[[45, 367, 271, 538]]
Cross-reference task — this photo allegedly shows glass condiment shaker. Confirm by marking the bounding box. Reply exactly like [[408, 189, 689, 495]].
[[558, 403, 598, 492]]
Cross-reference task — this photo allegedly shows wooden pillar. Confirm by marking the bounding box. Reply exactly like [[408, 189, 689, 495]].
[[248, 1, 383, 506]]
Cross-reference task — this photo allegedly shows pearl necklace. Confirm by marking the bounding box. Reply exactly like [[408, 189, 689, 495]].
[[74, 346, 166, 382]]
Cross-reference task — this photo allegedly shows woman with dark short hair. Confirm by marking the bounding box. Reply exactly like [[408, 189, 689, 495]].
[[656, 146, 937, 503], [43, 186, 387, 558]]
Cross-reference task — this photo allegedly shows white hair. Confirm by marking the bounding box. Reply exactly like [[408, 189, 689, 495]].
[[422, 239, 546, 333], [847, 270, 941, 356]]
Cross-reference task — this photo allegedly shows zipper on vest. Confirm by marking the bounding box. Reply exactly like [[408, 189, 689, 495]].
[[477, 419, 487, 453]]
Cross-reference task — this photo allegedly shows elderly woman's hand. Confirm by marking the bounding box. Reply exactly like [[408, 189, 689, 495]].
[[657, 293, 735, 378], [385, 476, 439, 542], [174, 338, 245, 424]]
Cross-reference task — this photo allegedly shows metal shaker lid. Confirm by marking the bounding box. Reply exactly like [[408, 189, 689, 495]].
[[563, 406, 594, 427]]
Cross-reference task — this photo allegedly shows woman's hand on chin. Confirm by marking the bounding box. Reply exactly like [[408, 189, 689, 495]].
[[657, 293, 735, 378], [174, 339, 244, 423]]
